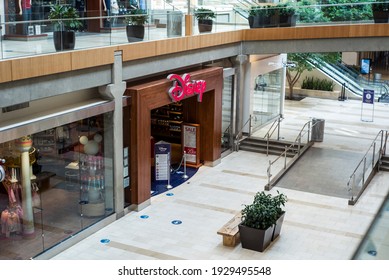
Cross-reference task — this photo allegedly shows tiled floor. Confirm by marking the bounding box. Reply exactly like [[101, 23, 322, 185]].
[[51, 97, 389, 260]]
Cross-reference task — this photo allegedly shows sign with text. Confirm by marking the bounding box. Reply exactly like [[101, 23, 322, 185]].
[[182, 123, 201, 168], [167, 73, 207, 103], [154, 141, 171, 181], [363, 89, 374, 104]]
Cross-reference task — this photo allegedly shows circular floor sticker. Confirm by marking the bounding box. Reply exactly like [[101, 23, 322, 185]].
[[166, 193, 174, 196], [171, 220, 182, 225], [140, 215, 149, 219], [100, 239, 110, 244]]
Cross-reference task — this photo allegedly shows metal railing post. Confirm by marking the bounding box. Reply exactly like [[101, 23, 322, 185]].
[[267, 160, 272, 187], [277, 117, 281, 140], [284, 146, 287, 169], [372, 142, 376, 169], [362, 157, 366, 185]]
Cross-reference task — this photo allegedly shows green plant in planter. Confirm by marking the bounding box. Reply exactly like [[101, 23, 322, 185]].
[[277, 3, 296, 16], [194, 8, 216, 21], [48, 4, 82, 51], [124, 9, 148, 42], [239, 190, 287, 251], [372, 1, 389, 12], [194, 7, 216, 33], [124, 9, 149, 26], [48, 4, 82, 31]]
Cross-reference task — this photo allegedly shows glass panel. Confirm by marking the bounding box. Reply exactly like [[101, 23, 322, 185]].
[[221, 75, 234, 153], [0, 111, 114, 259], [251, 69, 282, 133]]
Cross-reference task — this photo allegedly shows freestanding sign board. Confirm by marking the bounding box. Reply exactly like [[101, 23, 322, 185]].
[[182, 123, 201, 168], [360, 58, 371, 75], [154, 141, 171, 182], [361, 89, 375, 122]]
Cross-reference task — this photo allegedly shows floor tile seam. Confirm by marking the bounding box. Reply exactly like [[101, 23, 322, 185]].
[[221, 169, 272, 180], [173, 198, 240, 215], [286, 198, 377, 217], [106, 241, 186, 260], [199, 182, 257, 196], [284, 220, 364, 239]]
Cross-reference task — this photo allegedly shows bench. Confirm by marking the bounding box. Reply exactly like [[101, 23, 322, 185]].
[[217, 212, 242, 247]]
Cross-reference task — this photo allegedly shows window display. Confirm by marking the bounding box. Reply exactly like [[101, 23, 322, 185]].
[[0, 112, 114, 260]]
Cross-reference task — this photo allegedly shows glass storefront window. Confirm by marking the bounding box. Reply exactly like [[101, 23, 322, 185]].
[[251, 69, 282, 133], [0, 112, 114, 259]]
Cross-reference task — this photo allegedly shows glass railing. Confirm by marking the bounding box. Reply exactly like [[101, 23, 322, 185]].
[[0, 2, 386, 60], [353, 190, 389, 259]]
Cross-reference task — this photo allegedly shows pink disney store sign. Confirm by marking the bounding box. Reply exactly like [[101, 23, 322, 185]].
[[167, 73, 207, 102]]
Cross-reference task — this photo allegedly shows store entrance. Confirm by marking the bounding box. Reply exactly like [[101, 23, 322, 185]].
[[150, 100, 198, 195]]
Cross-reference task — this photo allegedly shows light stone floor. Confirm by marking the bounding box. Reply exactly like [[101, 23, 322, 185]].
[[52, 97, 389, 260]]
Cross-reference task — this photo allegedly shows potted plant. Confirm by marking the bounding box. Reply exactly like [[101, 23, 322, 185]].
[[124, 9, 148, 42], [371, 1, 389, 23], [277, 3, 297, 27], [194, 8, 216, 33], [48, 4, 82, 51], [239, 191, 287, 252]]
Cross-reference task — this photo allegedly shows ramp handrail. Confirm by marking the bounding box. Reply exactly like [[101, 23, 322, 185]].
[[347, 130, 388, 205], [266, 119, 315, 188]]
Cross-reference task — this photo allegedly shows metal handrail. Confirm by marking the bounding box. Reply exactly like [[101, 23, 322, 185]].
[[266, 119, 314, 187], [347, 130, 388, 204], [234, 115, 252, 151], [263, 116, 282, 156]]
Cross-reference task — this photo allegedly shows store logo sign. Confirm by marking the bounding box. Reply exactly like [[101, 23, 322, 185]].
[[167, 73, 206, 102]]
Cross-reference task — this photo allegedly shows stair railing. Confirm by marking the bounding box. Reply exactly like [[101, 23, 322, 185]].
[[263, 116, 283, 156], [266, 119, 315, 189], [234, 115, 252, 151], [347, 130, 388, 205]]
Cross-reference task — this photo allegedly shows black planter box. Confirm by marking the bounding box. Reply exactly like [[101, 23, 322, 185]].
[[53, 31, 75, 51], [272, 212, 285, 241], [126, 25, 145, 42], [239, 223, 274, 252]]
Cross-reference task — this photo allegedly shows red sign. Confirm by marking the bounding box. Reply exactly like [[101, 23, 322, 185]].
[[167, 73, 206, 102]]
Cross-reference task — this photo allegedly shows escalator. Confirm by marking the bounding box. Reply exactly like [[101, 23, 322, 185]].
[[302, 55, 389, 102]]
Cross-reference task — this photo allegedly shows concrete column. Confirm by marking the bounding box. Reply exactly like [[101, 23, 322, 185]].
[[15, 136, 35, 239], [99, 51, 126, 219]]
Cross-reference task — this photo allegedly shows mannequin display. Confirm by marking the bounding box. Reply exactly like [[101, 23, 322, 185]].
[[111, 0, 119, 27], [18, 0, 32, 35]]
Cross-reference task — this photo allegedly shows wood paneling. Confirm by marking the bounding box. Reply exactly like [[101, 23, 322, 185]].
[[155, 37, 188, 55], [120, 41, 157, 61], [127, 67, 223, 204], [0, 60, 12, 83], [71, 46, 118, 70], [11, 53, 72, 80]]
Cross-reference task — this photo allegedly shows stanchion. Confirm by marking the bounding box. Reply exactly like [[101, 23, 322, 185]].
[[166, 170, 173, 189], [182, 151, 189, 179]]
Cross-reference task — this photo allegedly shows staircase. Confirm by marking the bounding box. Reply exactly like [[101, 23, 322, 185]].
[[380, 155, 389, 172], [238, 136, 304, 157]]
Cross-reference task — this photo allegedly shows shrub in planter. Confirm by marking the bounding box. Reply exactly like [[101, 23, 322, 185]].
[[277, 3, 297, 27], [372, 1, 389, 23], [239, 191, 287, 252], [194, 8, 216, 33], [48, 4, 82, 51], [302, 77, 335, 91], [125, 9, 148, 42]]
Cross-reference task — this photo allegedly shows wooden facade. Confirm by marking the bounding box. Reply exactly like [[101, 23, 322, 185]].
[[125, 67, 223, 205]]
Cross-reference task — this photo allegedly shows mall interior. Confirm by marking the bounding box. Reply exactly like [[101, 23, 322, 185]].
[[0, 0, 389, 260]]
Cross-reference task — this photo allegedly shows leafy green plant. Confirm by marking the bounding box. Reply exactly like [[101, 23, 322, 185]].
[[124, 9, 149, 25], [302, 77, 335, 91], [372, 0, 389, 12], [194, 8, 216, 21], [48, 4, 82, 31], [296, 0, 328, 23], [241, 191, 287, 230], [277, 3, 296, 16]]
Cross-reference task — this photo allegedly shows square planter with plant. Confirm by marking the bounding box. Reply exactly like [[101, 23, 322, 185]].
[[48, 4, 82, 51], [125, 9, 148, 42], [194, 8, 216, 33], [239, 191, 287, 252]]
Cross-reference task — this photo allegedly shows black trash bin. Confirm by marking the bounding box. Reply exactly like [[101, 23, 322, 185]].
[[311, 118, 325, 142]]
